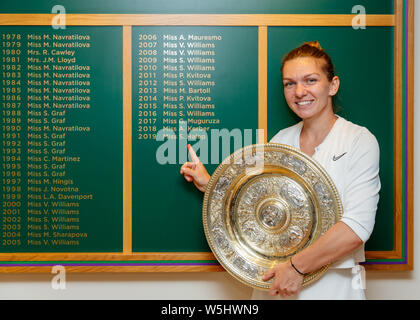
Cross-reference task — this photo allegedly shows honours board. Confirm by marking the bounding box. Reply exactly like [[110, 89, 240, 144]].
[[0, 0, 414, 271]]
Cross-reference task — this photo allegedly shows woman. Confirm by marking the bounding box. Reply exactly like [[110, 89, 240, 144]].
[[180, 41, 380, 300]]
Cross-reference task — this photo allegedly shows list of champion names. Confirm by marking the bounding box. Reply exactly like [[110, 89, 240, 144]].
[[135, 30, 221, 141], [1, 27, 123, 252], [131, 27, 258, 252], [2, 26, 256, 253]]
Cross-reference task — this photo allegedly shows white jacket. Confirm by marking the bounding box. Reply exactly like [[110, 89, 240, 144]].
[[270, 116, 381, 268]]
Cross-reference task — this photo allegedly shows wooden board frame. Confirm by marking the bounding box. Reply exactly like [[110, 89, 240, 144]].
[[362, 0, 414, 271], [0, 3, 414, 272]]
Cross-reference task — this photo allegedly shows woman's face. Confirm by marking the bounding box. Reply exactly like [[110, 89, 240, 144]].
[[282, 57, 339, 121]]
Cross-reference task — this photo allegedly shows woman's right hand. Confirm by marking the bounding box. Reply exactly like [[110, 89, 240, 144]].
[[180, 144, 210, 193]]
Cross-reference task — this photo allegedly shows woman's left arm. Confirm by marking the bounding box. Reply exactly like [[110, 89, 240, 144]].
[[264, 130, 381, 297], [263, 222, 363, 296]]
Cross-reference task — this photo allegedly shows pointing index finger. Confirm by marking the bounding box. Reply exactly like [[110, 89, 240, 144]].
[[188, 144, 200, 164]]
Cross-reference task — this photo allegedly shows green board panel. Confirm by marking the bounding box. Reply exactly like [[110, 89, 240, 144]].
[[0, 26, 123, 252], [0, 0, 393, 14], [132, 26, 258, 252], [267, 27, 394, 251]]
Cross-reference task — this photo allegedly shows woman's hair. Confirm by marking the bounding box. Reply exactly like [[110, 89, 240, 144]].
[[281, 41, 341, 112], [281, 41, 335, 82]]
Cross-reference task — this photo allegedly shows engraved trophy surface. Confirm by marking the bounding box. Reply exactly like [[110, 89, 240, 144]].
[[202, 144, 343, 290]]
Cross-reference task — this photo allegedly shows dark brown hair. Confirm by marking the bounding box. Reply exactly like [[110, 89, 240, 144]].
[[281, 41, 335, 81]]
